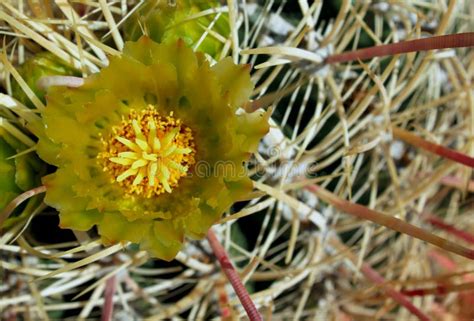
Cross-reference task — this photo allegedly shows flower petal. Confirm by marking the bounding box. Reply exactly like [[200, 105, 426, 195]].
[[38, 38, 269, 261], [140, 220, 184, 261], [98, 212, 150, 244], [59, 209, 103, 231], [42, 167, 89, 212], [212, 57, 254, 109]]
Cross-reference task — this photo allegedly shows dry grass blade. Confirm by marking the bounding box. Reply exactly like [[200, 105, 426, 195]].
[[0, 48, 45, 110], [307, 184, 474, 260], [392, 126, 474, 168], [37, 76, 84, 90], [330, 238, 432, 321], [424, 214, 474, 244], [241, 46, 324, 64], [207, 229, 262, 321], [326, 32, 474, 64], [36, 243, 124, 281], [0, 117, 36, 146], [0, 186, 46, 229]]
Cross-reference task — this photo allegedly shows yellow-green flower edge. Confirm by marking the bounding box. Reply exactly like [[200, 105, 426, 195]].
[[37, 37, 270, 260]]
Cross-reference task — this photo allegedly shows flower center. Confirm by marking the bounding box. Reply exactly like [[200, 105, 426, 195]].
[[99, 106, 196, 197]]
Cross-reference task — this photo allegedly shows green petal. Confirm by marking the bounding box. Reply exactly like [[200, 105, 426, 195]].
[[42, 168, 89, 212], [59, 209, 103, 231], [147, 63, 179, 107], [150, 39, 199, 86], [225, 177, 254, 200], [185, 203, 220, 239], [43, 115, 90, 148], [37, 38, 270, 261], [36, 135, 63, 167], [235, 109, 271, 153], [140, 220, 184, 261], [123, 36, 158, 65], [98, 212, 149, 244], [121, 208, 172, 221], [92, 54, 158, 102], [212, 57, 254, 109], [74, 90, 124, 127]]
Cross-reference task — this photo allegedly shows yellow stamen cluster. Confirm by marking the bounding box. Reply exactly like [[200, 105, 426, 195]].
[[99, 106, 195, 197]]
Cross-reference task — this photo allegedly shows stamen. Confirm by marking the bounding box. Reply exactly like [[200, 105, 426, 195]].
[[174, 147, 192, 155], [160, 165, 170, 180], [132, 159, 148, 169], [148, 163, 158, 186], [142, 153, 158, 161], [132, 119, 146, 141], [168, 160, 188, 173], [117, 168, 138, 182], [116, 136, 140, 152], [153, 137, 161, 152], [163, 145, 177, 157], [109, 157, 134, 166], [161, 128, 178, 147], [118, 152, 138, 159], [135, 138, 149, 151], [133, 167, 146, 185], [99, 106, 196, 197], [160, 176, 172, 193]]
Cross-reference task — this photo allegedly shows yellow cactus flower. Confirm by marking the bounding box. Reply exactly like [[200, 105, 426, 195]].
[[37, 38, 270, 260]]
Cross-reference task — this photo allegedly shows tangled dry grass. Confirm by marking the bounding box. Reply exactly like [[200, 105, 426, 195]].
[[1, 1, 473, 320]]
